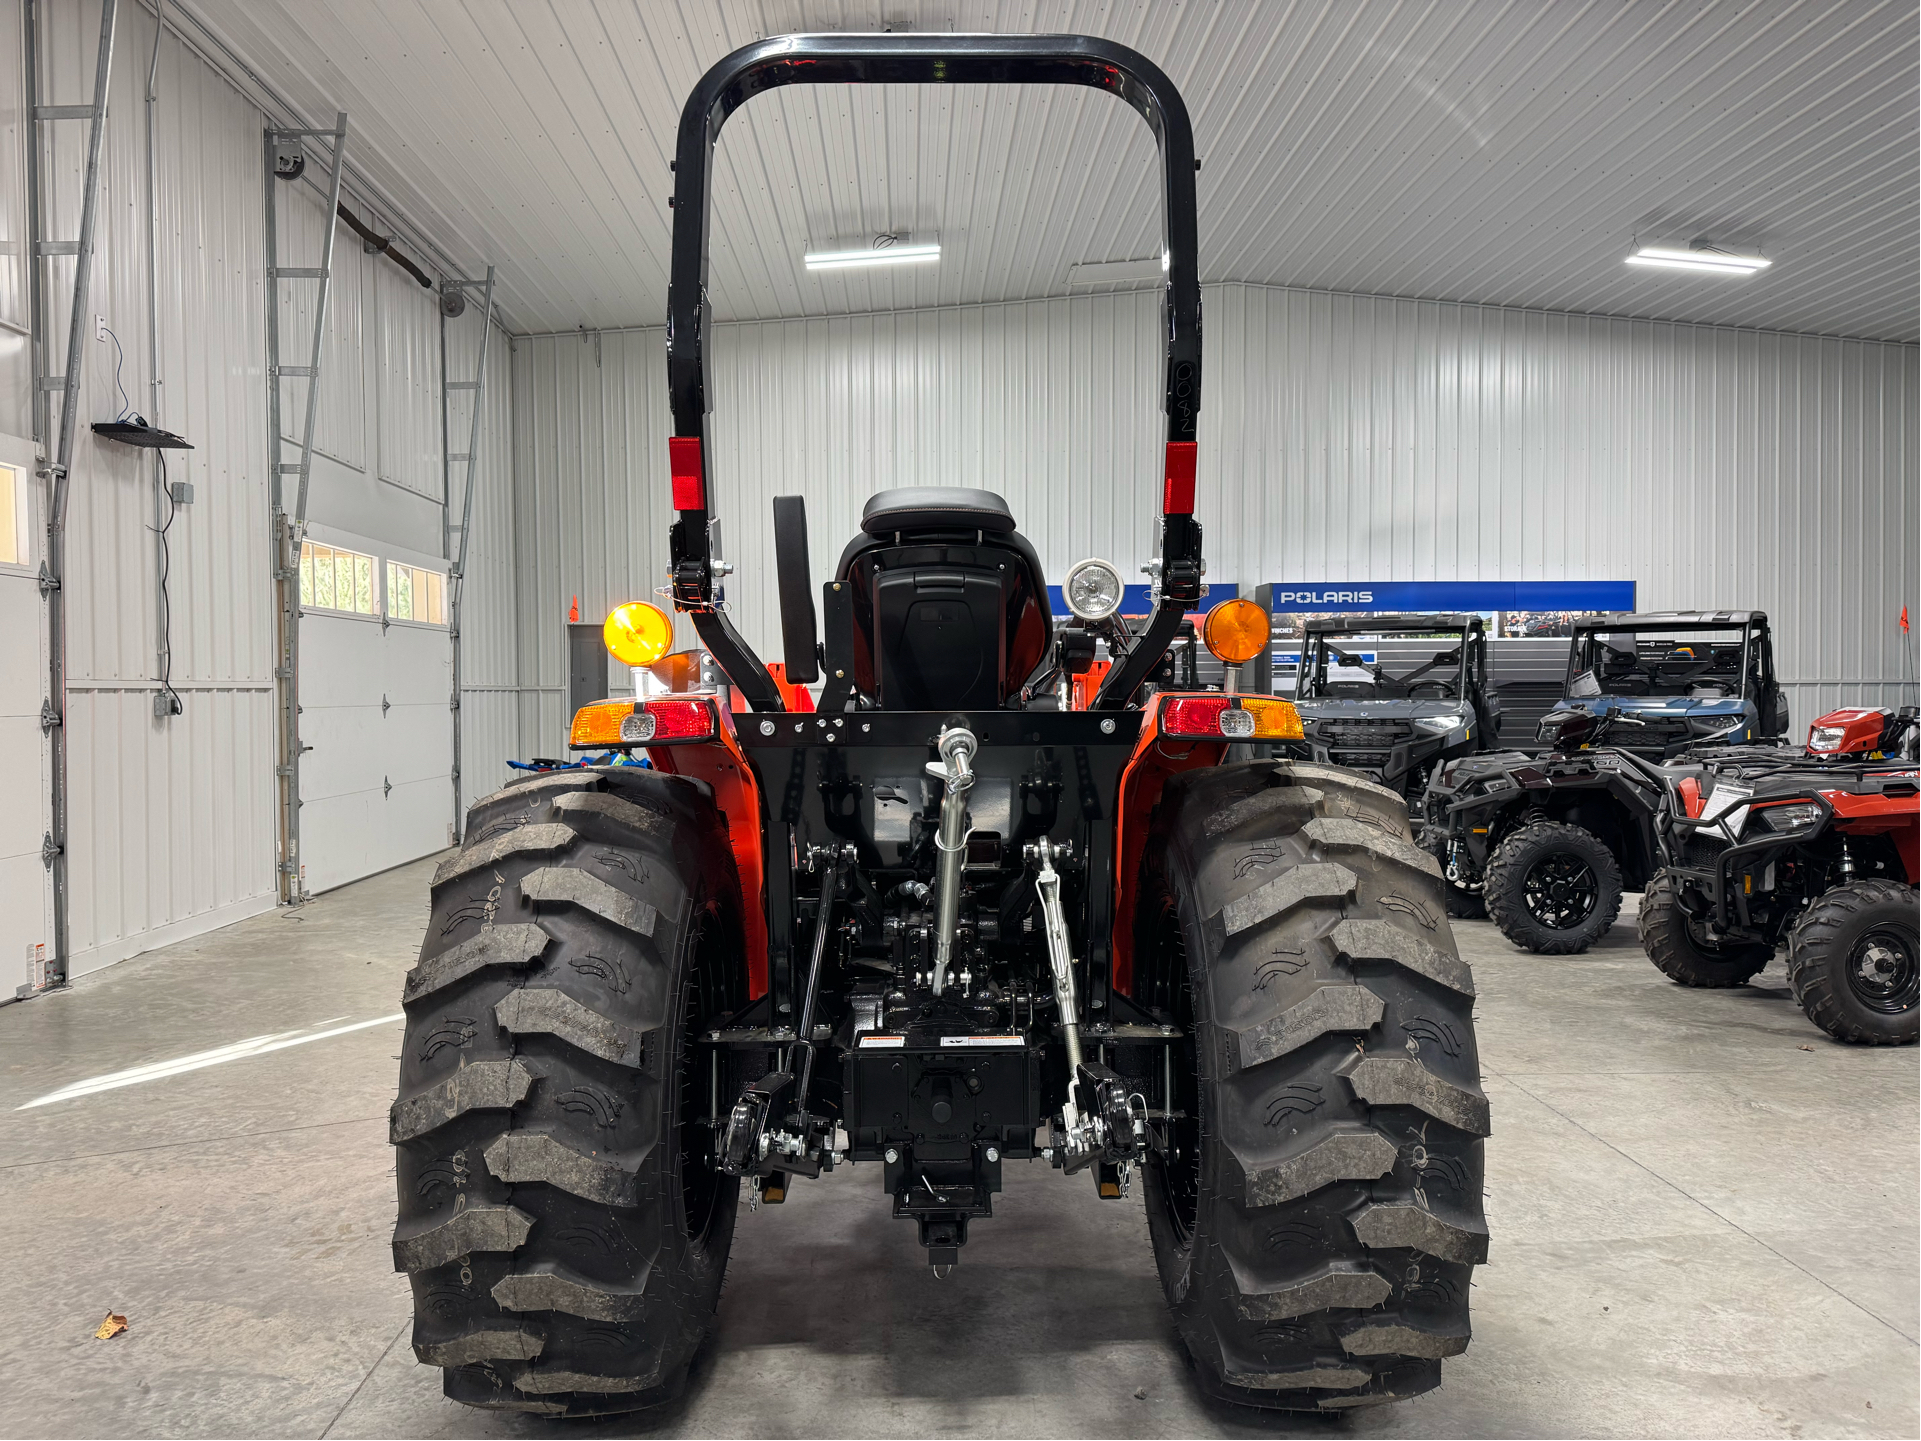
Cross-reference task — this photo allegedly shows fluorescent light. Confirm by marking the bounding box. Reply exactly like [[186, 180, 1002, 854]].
[[1067, 256, 1167, 286], [804, 240, 940, 271], [1626, 244, 1770, 276]]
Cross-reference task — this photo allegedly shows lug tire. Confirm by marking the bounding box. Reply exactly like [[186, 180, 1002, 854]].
[[1138, 761, 1487, 1412], [391, 767, 746, 1416], [1483, 820, 1623, 955], [1786, 880, 1919, 1046], [1638, 871, 1773, 987]]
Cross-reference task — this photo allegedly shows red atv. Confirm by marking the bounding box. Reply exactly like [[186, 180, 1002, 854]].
[[1641, 706, 1919, 1044]]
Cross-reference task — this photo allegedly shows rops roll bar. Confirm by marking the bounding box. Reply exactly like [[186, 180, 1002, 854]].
[[663, 32, 1206, 711]]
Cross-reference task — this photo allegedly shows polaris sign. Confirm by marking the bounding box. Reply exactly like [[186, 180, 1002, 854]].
[[1260, 581, 1636, 613]]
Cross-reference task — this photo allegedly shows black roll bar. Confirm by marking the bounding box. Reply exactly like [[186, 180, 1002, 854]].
[[663, 32, 1206, 711]]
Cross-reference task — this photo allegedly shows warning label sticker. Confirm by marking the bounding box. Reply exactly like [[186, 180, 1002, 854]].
[[938, 1035, 1026, 1048], [857, 1035, 906, 1048]]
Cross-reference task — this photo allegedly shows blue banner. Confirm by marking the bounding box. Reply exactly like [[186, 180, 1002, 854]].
[[1258, 581, 1634, 614], [1047, 582, 1239, 618]]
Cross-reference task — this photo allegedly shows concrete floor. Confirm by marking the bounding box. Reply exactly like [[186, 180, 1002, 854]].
[[0, 856, 1914, 1440]]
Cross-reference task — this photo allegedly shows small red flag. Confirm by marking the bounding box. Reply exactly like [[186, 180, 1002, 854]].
[[569, 595, 579, 623], [1902, 605, 1911, 634]]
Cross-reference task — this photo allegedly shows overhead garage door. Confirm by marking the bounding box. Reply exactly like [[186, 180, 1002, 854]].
[[0, 436, 52, 992], [297, 539, 452, 895]]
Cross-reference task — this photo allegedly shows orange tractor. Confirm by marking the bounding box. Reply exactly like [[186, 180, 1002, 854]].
[[390, 32, 1486, 1416]]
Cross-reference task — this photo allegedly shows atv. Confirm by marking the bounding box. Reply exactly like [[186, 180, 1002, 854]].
[[388, 33, 1485, 1418], [1419, 707, 1675, 947], [1288, 613, 1502, 811], [1641, 705, 1919, 1044], [1557, 610, 1790, 757]]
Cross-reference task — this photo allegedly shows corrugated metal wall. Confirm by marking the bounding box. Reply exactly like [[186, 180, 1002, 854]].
[[1207, 283, 1919, 721], [33, 0, 278, 975], [446, 307, 518, 812], [10, 0, 503, 974], [506, 283, 1917, 751]]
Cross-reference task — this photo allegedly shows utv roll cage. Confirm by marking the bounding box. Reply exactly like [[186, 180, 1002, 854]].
[[662, 33, 1205, 711], [1299, 612, 1486, 701], [1564, 611, 1777, 705]]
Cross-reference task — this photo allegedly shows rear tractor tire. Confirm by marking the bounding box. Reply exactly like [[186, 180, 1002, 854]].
[[1787, 880, 1919, 1046], [390, 767, 747, 1415], [1483, 820, 1623, 955], [1137, 761, 1488, 1412], [1638, 871, 1773, 988]]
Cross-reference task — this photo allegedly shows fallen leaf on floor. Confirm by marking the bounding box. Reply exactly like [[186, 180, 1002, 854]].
[[94, 1313, 128, 1340], [1800, 1044, 1814, 1051], [1133, 1388, 1148, 1400]]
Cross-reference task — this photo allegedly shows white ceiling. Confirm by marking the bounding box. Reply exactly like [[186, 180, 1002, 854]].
[[178, 0, 1919, 341]]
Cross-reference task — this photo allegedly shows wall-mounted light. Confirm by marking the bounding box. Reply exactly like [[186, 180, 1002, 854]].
[[1625, 241, 1770, 276], [804, 232, 940, 271]]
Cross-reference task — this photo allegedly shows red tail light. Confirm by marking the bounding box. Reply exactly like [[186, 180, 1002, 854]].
[[642, 698, 716, 740], [1160, 695, 1304, 741]]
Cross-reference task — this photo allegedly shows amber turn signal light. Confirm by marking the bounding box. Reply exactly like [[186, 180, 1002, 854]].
[[1201, 598, 1271, 666], [603, 601, 674, 667]]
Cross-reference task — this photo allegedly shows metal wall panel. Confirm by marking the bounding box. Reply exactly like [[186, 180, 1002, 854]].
[[507, 283, 1918, 751], [445, 306, 519, 810], [375, 256, 442, 498], [1206, 283, 1920, 721], [273, 180, 367, 471], [22, 0, 281, 971]]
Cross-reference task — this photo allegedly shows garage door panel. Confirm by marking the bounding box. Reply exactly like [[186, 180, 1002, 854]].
[[300, 615, 388, 707], [298, 598, 452, 892], [300, 704, 387, 801], [375, 703, 455, 784], [382, 626, 452, 705]]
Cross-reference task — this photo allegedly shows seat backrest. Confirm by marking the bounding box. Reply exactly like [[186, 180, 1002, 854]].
[[834, 487, 1051, 710]]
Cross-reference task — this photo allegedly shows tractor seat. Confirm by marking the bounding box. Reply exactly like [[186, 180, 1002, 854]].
[[861, 486, 1016, 537], [834, 486, 1050, 710]]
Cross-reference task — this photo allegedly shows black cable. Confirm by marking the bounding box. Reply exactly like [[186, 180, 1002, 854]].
[[101, 323, 133, 420], [152, 452, 182, 716]]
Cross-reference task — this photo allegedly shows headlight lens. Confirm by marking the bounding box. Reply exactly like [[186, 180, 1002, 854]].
[[1756, 801, 1822, 831], [1414, 715, 1462, 736], [1808, 725, 1847, 752], [1063, 558, 1124, 621]]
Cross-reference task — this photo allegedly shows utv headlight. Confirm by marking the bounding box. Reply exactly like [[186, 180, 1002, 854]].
[[1063, 557, 1124, 621], [1414, 716, 1463, 736], [1755, 801, 1822, 832]]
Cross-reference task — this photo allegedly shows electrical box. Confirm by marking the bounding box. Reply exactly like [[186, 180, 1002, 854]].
[[566, 621, 609, 726]]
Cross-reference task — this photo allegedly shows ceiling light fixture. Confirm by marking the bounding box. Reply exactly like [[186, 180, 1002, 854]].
[[1625, 240, 1770, 276], [804, 233, 940, 271]]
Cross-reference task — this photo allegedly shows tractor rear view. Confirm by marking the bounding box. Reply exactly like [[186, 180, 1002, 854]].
[[389, 33, 1487, 1416]]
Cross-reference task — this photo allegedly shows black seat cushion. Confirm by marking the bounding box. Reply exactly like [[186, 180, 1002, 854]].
[[861, 486, 1015, 537]]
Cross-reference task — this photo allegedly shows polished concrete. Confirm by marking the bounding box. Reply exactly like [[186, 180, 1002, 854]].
[[0, 858, 1914, 1440]]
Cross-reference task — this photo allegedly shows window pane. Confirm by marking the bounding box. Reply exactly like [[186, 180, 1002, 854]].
[[337, 553, 355, 611], [426, 571, 444, 624], [355, 556, 373, 614], [299, 544, 313, 606], [314, 546, 336, 609], [391, 563, 413, 620]]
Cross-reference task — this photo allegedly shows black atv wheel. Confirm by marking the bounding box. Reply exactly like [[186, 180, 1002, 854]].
[[1483, 820, 1623, 955], [1138, 761, 1488, 1412], [1787, 880, 1919, 1046], [1638, 871, 1774, 988], [391, 767, 747, 1415]]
